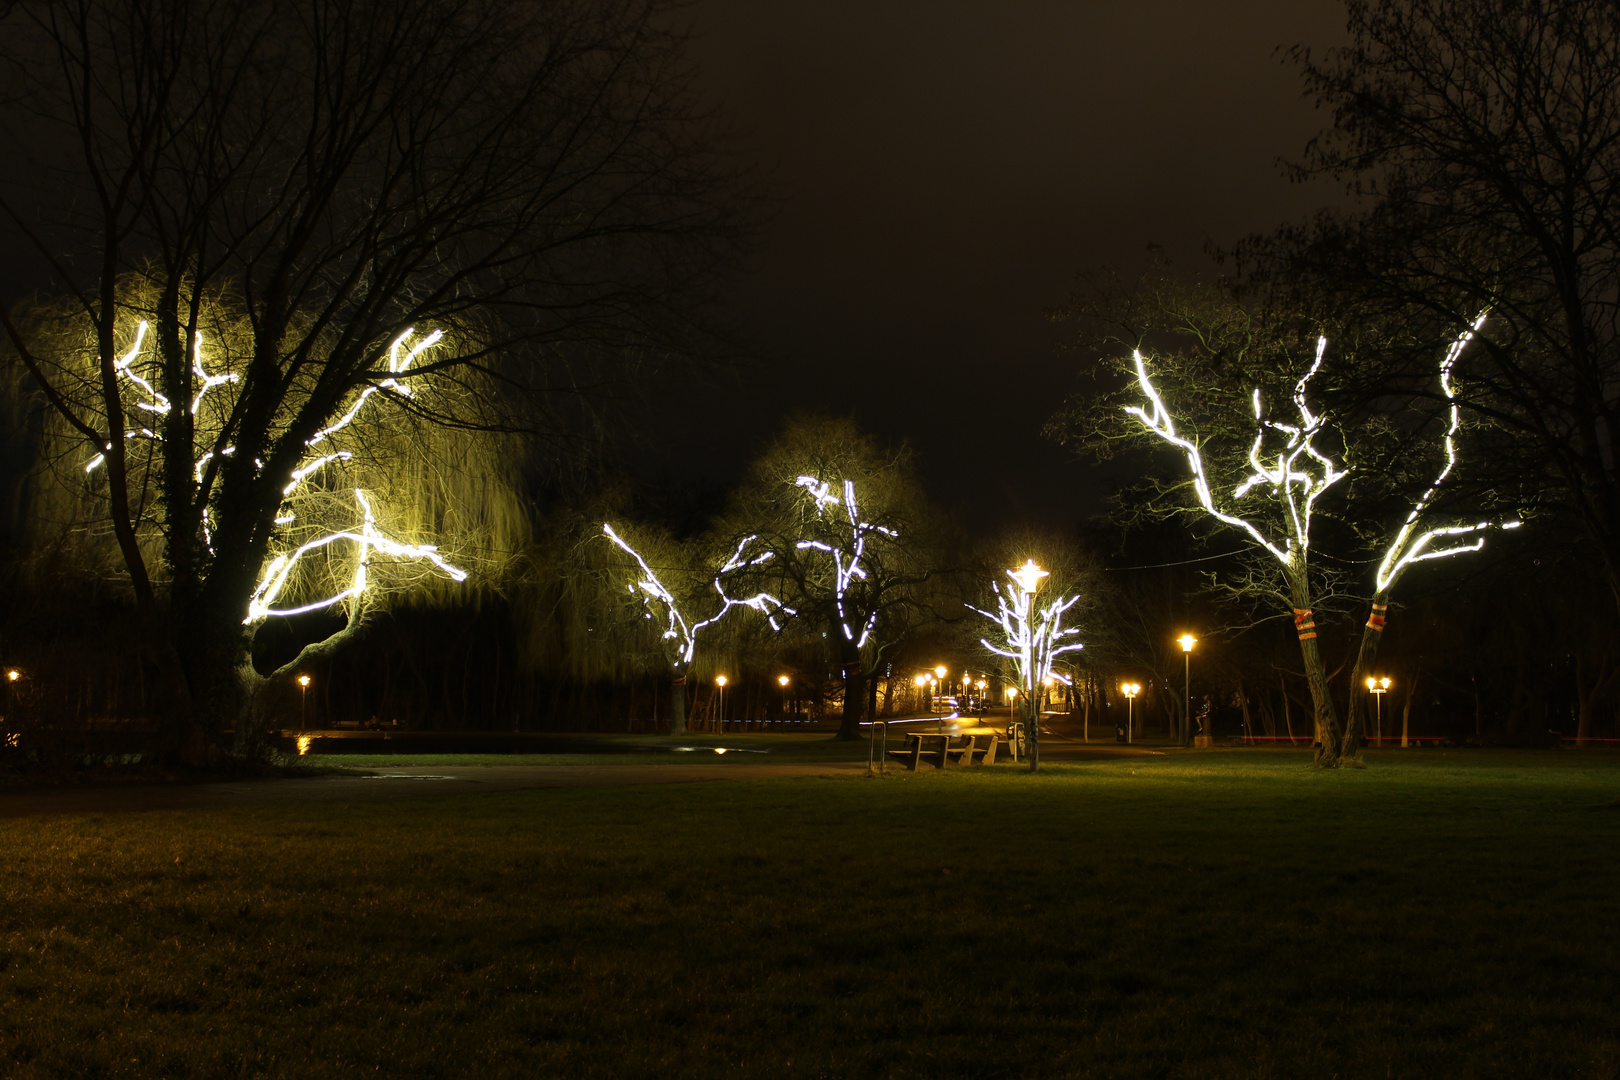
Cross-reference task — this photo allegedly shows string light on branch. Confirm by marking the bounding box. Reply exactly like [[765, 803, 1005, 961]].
[[968, 569, 1084, 693], [601, 524, 794, 671], [794, 475, 895, 648], [245, 490, 467, 623], [1126, 339, 1348, 567], [1374, 314, 1519, 592]]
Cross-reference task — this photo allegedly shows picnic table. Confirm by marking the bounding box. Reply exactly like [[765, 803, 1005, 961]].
[[886, 731, 999, 771]]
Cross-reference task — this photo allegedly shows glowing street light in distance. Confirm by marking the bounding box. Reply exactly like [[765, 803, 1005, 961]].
[[1178, 634, 1197, 653]]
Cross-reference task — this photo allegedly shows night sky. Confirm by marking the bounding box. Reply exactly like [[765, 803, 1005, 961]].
[[650, 1, 1349, 531]]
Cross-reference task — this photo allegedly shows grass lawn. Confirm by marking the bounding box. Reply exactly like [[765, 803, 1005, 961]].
[[4, 749, 1619, 1078]]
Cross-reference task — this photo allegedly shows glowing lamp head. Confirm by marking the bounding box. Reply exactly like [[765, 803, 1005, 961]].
[[976, 679, 986, 689], [934, 665, 947, 679], [5, 670, 17, 682], [1178, 634, 1197, 653], [716, 675, 728, 688], [1005, 687, 1018, 700], [297, 674, 310, 688], [1010, 559, 1049, 594], [914, 675, 928, 687], [1122, 682, 1140, 699], [777, 675, 790, 687]]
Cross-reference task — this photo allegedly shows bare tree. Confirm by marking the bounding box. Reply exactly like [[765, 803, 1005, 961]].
[[1258, 0, 1620, 615], [0, 0, 742, 758]]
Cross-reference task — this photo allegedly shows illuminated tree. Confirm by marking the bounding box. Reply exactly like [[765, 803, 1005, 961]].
[[0, 0, 740, 757], [968, 561, 1085, 772], [1341, 316, 1520, 754], [1126, 338, 1352, 765], [719, 416, 939, 741], [15, 285, 524, 737], [600, 523, 788, 735]]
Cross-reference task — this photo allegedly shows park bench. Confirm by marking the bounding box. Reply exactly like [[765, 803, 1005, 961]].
[[886, 731, 998, 770], [946, 733, 998, 766]]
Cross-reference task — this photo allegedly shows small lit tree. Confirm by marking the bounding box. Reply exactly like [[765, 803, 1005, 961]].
[[969, 560, 1085, 772]]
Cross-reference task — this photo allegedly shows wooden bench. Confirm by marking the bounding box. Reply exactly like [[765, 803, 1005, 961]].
[[885, 732, 999, 770], [946, 734, 999, 766]]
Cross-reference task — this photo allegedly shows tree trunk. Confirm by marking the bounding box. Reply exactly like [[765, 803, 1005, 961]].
[[1278, 670, 1296, 743], [839, 665, 866, 741], [668, 675, 687, 736], [1288, 563, 1344, 767], [1401, 667, 1419, 747], [836, 634, 864, 741], [1343, 592, 1390, 763]]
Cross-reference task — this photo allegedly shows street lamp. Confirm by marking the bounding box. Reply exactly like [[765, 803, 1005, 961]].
[[1178, 634, 1197, 747], [777, 674, 791, 727], [297, 674, 311, 730], [716, 675, 728, 730], [1366, 675, 1391, 746], [1014, 559, 1048, 772], [1122, 682, 1140, 744]]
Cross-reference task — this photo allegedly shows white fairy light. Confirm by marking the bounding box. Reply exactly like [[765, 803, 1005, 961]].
[[969, 575, 1084, 692], [601, 524, 793, 669], [81, 320, 472, 621], [794, 476, 895, 648], [1126, 338, 1348, 566], [190, 334, 239, 416], [1373, 314, 1517, 591], [245, 489, 466, 623]]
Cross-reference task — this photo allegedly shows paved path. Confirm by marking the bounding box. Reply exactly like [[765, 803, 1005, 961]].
[[0, 762, 870, 819], [0, 740, 1183, 819]]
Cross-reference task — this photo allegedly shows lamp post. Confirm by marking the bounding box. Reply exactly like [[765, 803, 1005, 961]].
[[1366, 676, 1391, 746], [1011, 559, 1049, 772], [715, 675, 728, 731], [1122, 682, 1140, 744], [1177, 634, 1197, 747], [297, 674, 311, 730], [777, 674, 790, 728], [5, 668, 18, 723]]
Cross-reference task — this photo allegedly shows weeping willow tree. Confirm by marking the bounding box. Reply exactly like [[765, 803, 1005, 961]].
[[11, 281, 527, 749], [0, 0, 741, 758]]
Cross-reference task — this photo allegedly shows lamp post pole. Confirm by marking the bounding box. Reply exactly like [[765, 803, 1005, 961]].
[[1122, 683, 1140, 744], [297, 674, 311, 731], [1367, 676, 1390, 746], [1178, 635, 1197, 747], [1010, 559, 1049, 773]]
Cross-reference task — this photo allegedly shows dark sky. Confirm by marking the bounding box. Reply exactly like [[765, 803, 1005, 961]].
[[647, 0, 1349, 531]]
